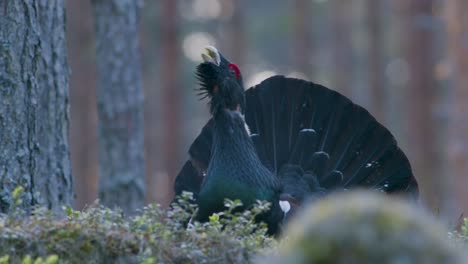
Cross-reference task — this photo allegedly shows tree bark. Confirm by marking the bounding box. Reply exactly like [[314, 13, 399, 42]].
[[445, 0, 468, 219], [160, 0, 180, 205], [91, 0, 145, 214], [0, 0, 73, 212]]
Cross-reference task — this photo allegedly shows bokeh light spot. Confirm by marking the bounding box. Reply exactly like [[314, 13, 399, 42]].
[[182, 32, 217, 62]]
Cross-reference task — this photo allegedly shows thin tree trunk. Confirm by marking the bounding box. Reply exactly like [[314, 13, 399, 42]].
[[228, 0, 245, 66], [91, 0, 145, 214], [161, 0, 180, 206], [294, 0, 311, 75], [445, 0, 468, 219], [0, 0, 73, 212], [141, 2, 160, 204], [367, 0, 385, 122], [67, 0, 99, 209], [330, 0, 353, 97], [403, 0, 450, 216]]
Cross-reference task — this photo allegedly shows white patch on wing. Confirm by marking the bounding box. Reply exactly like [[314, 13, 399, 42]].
[[279, 200, 291, 214], [244, 122, 251, 136], [239, 113, 251, 135]]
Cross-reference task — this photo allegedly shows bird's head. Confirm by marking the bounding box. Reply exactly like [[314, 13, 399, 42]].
[[196, 46, 245, 115]]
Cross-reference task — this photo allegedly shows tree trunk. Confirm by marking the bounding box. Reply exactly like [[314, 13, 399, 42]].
[[445, 0, 468, 219], [66, 0, 99, 209], [403, 0, 451, 217], [227, 0, 246, 66], [0, 0, 73, 212], [160, 0, 180, 206], [293, 0, 311, 76], [367, 0, 385, 123], [330, 0, 353, 97], [91, 0, 145, 214], [141, 1, 161, 204]]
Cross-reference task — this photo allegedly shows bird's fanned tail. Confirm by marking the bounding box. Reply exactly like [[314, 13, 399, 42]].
[[245, 76, 417, 196]]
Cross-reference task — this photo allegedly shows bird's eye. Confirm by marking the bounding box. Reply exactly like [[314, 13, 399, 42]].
[[228, 63, 241, 79]]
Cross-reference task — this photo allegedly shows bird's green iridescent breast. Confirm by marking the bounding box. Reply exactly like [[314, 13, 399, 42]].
[[196, 175, 275, 221]]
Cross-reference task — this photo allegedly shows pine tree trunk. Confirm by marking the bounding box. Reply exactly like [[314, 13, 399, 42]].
[[141, 1, 160, 204], [367, 0, 385, 123], [0, 0, 73, 212], [161, 0, 180, 206], [403, 0, 451, 217], [67, 0, 99, 209], [294, 0, 311, 76], [91, 0, 145, 214], [229, 0, 247, 66], [445, 0, 468, 219], [330, 0, 353, 97]]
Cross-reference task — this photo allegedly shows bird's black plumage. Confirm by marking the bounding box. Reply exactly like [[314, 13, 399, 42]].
[[196, 109, 283, 233], [174, 47, 418, 235]]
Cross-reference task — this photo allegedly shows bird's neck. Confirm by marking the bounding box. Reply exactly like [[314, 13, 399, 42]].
[[204, 111, 279, 193], [210, 111, 259, 176], [197, 110, 283, 233]]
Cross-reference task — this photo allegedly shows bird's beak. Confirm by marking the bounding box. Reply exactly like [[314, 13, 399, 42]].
[[201, 46, 221, 66]]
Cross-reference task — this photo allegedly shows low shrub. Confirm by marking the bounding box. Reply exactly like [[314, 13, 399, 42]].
[[0, 188, 274, 263]]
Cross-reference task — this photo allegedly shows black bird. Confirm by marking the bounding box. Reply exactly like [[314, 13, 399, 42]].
[[174, 46, 418, 235]]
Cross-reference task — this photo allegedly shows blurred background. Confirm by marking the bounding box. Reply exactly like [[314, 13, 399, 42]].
[[66, 0, 467, 223]]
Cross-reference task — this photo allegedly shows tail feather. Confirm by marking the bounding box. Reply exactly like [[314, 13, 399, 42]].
[[251, 133, 273, 171], [289, 129, 317, 165], [245, 77, 313, 175], [321, 170, 344, 189], [305, 151, 330, 177]]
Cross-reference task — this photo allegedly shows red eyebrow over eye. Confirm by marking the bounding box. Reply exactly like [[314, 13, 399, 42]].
[[228, 63, 241, 79]]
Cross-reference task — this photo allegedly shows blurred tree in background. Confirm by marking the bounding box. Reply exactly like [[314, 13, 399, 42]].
[[401, 0, 449, 217], [67, 0, 99, 210], [160, 0, 181, 206], [445, 0, 468, 221], [293, 0, 312, 76], [65, 0, 467, 223], [91, 0, 146, 214], [366, 0, 385, 122], [330, 0, 353, 97]]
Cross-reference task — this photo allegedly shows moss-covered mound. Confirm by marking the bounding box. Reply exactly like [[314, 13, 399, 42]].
[[264, 191, 465, 264]]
